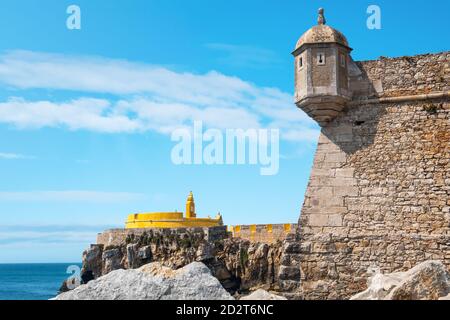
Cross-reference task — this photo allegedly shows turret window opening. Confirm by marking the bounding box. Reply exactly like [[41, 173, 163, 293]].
[[317, 52, 325, 65], [298, 56, 303, 69], [340, 53, 346, 67]]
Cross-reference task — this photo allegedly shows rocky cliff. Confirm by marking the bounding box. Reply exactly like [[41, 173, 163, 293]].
[[67, 228, 287, 296]]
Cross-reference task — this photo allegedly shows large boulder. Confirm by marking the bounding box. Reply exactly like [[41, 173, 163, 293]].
[[54, 262, 234, 300], [351, 261, 450, 300]]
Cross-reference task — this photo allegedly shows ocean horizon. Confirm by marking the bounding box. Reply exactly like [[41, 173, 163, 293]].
[[0, 263, 82, 300]]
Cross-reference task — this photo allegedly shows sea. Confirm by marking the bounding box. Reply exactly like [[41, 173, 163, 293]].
[[0, 263, 82, 300]]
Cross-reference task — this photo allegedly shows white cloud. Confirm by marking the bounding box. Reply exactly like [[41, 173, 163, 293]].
[[0, 50, 319, 142], [0, 191, 145, 202], [0, 97, 141, 133], [0, 152, 35, 160]]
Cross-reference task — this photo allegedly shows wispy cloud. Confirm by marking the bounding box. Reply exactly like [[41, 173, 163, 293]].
[[0, 191, 145, 202], [0, 97, 141, 133], [0, 152, 35, 160], [0, 224, 115, 245], [205, 43, 281, 68], [0, 50, 319, 142]]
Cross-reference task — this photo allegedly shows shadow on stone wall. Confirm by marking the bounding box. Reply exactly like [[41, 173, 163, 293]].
[[321, 62, 383, 155]]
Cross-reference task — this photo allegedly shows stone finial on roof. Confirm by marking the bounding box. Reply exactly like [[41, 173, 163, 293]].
[[318, 8, 326, 25]]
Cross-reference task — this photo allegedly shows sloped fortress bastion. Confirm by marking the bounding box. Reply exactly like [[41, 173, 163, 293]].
[[279, 8, 450, 299]]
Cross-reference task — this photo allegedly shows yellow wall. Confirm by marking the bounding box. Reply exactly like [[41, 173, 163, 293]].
[[127, 212, 183, 221], [229, 223, 298, 244], [125, 212, 222, 229]]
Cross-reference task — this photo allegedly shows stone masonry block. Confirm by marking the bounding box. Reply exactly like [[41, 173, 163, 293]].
[[308, 195, 344, 207], [335, 168, 355, 178], [308, 214, 343, 227], [324, 152, 347, 163], [333, 186, 359, 197]]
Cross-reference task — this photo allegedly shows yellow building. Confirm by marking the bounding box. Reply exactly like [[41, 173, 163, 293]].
[[125, 192, 223, 229]]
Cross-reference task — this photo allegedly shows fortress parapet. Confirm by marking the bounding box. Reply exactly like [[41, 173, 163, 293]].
[[229, 224, 298, 244], [97, 223, 297, 247], [97, 226, 229, 247]]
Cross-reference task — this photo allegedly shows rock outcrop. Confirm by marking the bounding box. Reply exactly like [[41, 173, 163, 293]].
[[213, 238, 283, 292], [55, 262, 234, 300], [351, 261, 450, 300], [77, 233, 284, 296]]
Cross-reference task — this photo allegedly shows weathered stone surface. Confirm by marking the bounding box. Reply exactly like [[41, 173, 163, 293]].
[[351, 261, 450, 300], [55, 262, 234, 300], [240, 289, 287, 300], [356, 52, 450, 98], [102, 248, 123, 275], [278, 266, 300, 281], [387, 261, 450, 300], [80, 244, 103, 283], [214, 238, 283, 292], [72, 231, 285, 296], [281, 51, 450, 300], [96, 226, 228, 247]]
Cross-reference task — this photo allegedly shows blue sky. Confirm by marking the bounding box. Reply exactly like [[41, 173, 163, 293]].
[[0, 0, 448, 263]]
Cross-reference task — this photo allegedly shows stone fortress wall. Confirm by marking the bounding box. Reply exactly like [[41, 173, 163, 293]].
[[280, 51, 450, 299], [354, 52, 449, 98], [229, 224, 297, 244], [97, 223, 297, 248], [97, 226, 229, 247]]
